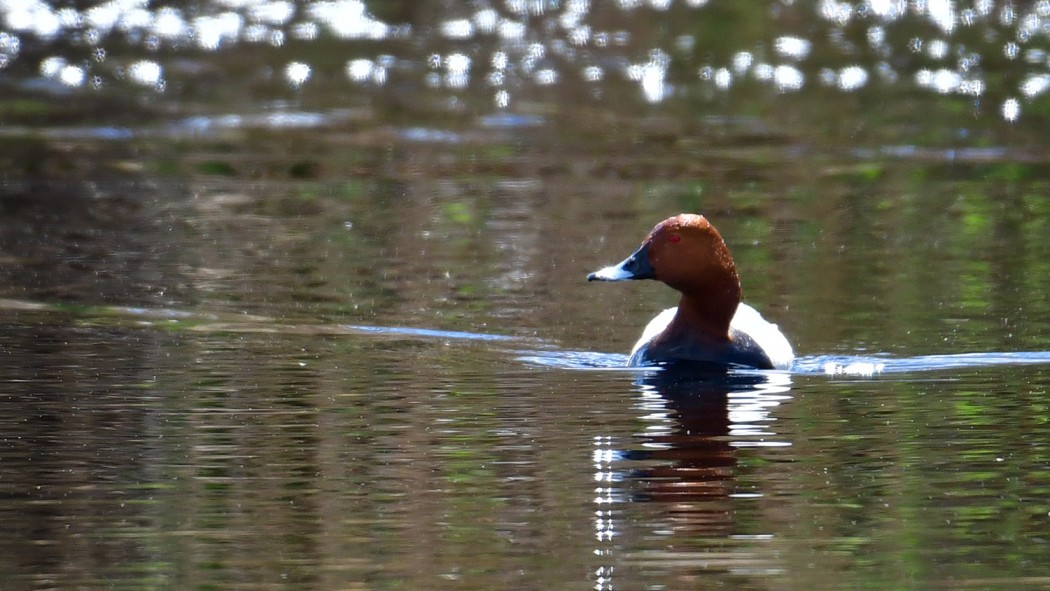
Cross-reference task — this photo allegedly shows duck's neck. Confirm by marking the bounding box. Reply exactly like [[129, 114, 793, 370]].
[[658, 251, 742, 345], [666, 290, 740, 344]]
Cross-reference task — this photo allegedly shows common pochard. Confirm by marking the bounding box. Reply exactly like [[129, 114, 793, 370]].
[[588, 214, 794, 370]]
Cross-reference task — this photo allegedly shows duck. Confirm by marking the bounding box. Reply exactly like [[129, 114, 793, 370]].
[[587, 213, 794, 370]]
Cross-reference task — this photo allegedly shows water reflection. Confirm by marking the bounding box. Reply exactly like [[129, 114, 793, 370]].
[[6, 1, 1050, 122], [593, 369, 791, 589], [0, 323, 175, 590]]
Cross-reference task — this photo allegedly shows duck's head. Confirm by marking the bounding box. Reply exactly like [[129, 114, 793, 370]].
[[588, 213, 742, 335]]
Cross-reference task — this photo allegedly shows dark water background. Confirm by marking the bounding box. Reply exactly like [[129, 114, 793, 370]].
[[4, 2, 1050, 589]]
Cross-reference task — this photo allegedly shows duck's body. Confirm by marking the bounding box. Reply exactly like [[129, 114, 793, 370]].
[[627, 304, 794, 369], [588, 214, 794, 371]]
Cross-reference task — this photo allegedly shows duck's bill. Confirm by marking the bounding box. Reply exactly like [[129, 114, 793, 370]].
[[587, 243, 655, 281]]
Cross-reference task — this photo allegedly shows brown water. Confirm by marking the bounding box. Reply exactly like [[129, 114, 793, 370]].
[[5, 2, 1050, 590]]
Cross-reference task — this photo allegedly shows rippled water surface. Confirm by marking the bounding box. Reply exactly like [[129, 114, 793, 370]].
[[5, 2, 1050, 590]]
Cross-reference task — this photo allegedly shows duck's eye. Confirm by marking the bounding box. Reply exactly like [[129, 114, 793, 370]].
[[668, 234, 681, 244]]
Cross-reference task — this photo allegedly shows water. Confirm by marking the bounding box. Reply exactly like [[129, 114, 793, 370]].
[[5, 2, 1050, 590], [3, 298, 1050, 589]]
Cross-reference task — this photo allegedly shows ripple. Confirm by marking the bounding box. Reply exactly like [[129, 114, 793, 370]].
[[342, 324, 518, 342], [794, 352, 1050, 376]]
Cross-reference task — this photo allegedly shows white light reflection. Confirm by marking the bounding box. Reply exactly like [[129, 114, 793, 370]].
[[822, 361, 885, 376], [56, 5, 78, 26], [958, 51, 981, 72], [819, 0, 853, 24], [40, 56, 65, 78], [838, 65, 868, 91], [498, 19, 526, 41], [727, 372, 793, 444], [867, 0, 905, 18], [372, 62, 388, 84], [595, 565, 614, 591], [520, 42, 545, 74], [1002, 97, 1020, 121], [291, 21, 318, 40], [713, 67, 731, 90], [867, 25, 886, 50], [625, 48, 670, 103], [84, 1, 122, 33], [59, 64, 85, 87], [928, 0, 957, 33], [640, 64, 665, 102], [774, 36, 811, 60], [535, 68, 557, 85], [152, 7, 189, 40], [118, 8, 151, 35], [243, 23, 268, 43], [732, 51, 753, 74], [927, 39, 949, 60], [307, 0, 389, 40], [491, 51, 508, 70], [1019, 13, 1041, 42], [999, 2, 1016, 26], [916, 68, 961, 93], [592, 434, 617, 591], [505, 0, 527, 14], [569, 25, 590, 45], [7, 1, 62, 39], [440, 18, 474, 39], [346, 58, 373, 82], [959, 78, 983, 96], [0, 0, 1039, 129], [773, 64, 804, 91], [445, 53, 471, 88], [193, 12, 243, 50], [249, 1, 294, 25], [284, 61, 310, 87], [0, 32, 20, 57], [592, 440, 617, 524], [494, 89, 509, 108], [1022, 74, 1050, 98], [128, 59, 161, 86], [474, 8, 498, 33]]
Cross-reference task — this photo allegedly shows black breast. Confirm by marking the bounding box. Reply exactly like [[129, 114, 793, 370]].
[[627, 328, 774, 370]]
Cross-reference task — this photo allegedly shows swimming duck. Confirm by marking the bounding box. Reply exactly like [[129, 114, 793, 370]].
[[588, 213, 794, 370]]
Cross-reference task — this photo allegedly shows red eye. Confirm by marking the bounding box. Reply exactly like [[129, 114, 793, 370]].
[[668, 234, 681, 244]]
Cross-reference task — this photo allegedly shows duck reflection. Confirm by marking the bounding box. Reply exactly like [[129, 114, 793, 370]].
[[634, 369, 788, 501], [592, 367, 791, 589], [626, 376, 738, 532]]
